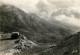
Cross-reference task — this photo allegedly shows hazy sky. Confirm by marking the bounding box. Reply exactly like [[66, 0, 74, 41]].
[[0, 0, 80, 31]]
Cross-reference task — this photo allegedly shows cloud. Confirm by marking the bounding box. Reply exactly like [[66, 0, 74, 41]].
[[55, 15, 80, 27], [1, 0, 80, 13]]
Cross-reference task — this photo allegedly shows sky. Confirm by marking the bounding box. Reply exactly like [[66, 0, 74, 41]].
[[0, 0, 80, 31]]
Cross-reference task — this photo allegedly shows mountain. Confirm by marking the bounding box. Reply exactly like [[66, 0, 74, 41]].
[[0, 4, 72, 44], [40, 32, 80, 55]]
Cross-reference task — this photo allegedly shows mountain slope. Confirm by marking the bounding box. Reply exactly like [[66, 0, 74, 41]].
[[0, 31, 79, 55], [40, 32, 79, 55], [0, 4, 72, 44]]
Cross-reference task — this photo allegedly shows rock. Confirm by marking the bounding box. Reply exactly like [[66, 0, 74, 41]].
[[11, 32, 19, 39]]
